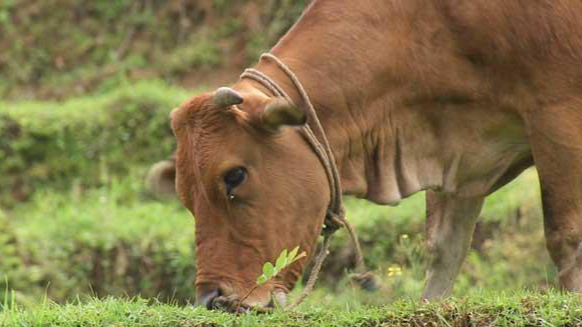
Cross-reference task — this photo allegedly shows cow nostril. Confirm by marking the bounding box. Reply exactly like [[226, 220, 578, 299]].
[[196, 287, 221, 310]]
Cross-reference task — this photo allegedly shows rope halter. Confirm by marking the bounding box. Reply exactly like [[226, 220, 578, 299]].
[[240, 53, 370, 310]]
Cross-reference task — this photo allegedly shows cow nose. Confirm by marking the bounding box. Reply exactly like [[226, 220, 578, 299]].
[[195, 286, 221, 309]]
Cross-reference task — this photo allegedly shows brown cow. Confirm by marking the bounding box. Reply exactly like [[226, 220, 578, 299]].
[[151, 0, 582, 310]]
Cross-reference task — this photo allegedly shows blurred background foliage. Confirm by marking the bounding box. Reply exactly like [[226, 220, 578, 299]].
[[0, 0, 556, 309], [0, 0, 308, 100]]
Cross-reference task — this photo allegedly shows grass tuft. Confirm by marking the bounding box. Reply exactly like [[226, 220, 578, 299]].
[[1, 291, 581, 327]]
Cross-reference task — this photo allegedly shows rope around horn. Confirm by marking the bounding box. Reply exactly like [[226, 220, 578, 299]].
[[241, 53, 375, 310]]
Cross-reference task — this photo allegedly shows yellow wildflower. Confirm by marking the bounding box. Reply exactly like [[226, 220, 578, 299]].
[[387, 265, 403, 277]]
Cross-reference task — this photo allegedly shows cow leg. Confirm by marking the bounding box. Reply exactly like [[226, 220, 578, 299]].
[[421, 191, 484, 300], [528, 105, 582, 291]]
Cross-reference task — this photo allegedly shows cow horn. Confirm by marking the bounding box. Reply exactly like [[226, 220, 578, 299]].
[[212, 87, 243, 107]]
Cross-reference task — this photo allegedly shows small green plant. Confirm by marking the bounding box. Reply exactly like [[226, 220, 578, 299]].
[[237, 247, 306, 311], [256, 246, 306, 286]]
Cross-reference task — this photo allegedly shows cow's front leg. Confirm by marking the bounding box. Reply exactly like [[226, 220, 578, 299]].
[[421, 191, 484, 300]]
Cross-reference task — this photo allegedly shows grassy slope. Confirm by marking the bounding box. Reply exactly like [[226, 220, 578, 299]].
[[0, 1, 309, 101], [1, 291, 581, 327]]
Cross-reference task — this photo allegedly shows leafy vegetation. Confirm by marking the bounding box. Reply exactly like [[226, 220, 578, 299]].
[[257, 247, 306, 286], [0, 81, 189, 205]]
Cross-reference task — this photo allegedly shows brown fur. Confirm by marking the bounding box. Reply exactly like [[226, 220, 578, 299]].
[[167, 0, 582, 307]]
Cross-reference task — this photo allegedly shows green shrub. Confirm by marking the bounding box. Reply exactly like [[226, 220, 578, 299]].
[[0, 81, 190, 206], [4, 175, 197, 304]]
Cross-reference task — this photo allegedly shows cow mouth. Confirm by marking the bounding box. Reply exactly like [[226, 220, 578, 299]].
[[208, 289, 288, 314]]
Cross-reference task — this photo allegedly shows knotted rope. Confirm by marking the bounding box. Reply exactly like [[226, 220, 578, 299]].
[[240, 53, 371, 310]]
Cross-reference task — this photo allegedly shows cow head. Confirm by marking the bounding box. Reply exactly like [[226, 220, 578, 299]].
[[170, 87, 330, 311]]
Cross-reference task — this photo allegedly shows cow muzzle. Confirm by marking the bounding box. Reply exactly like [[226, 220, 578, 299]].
[[195, 284, 221, 309], [195, 284, 287, 313]]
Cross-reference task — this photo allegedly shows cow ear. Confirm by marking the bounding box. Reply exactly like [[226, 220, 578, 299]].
[[145, 160, 176, 199], [262, 98, 306, 131]]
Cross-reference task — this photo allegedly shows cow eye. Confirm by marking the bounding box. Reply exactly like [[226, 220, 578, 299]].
[[224, 167, 247, 195]]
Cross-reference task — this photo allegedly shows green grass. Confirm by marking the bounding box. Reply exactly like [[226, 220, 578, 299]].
[[1, 290, 581, 327]]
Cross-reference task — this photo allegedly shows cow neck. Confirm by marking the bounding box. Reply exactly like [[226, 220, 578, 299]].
[[240, 54, 346, 234], [239, 53, 371, 310], [248, 54, 398, 204], [252, 0, 452, 205]]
